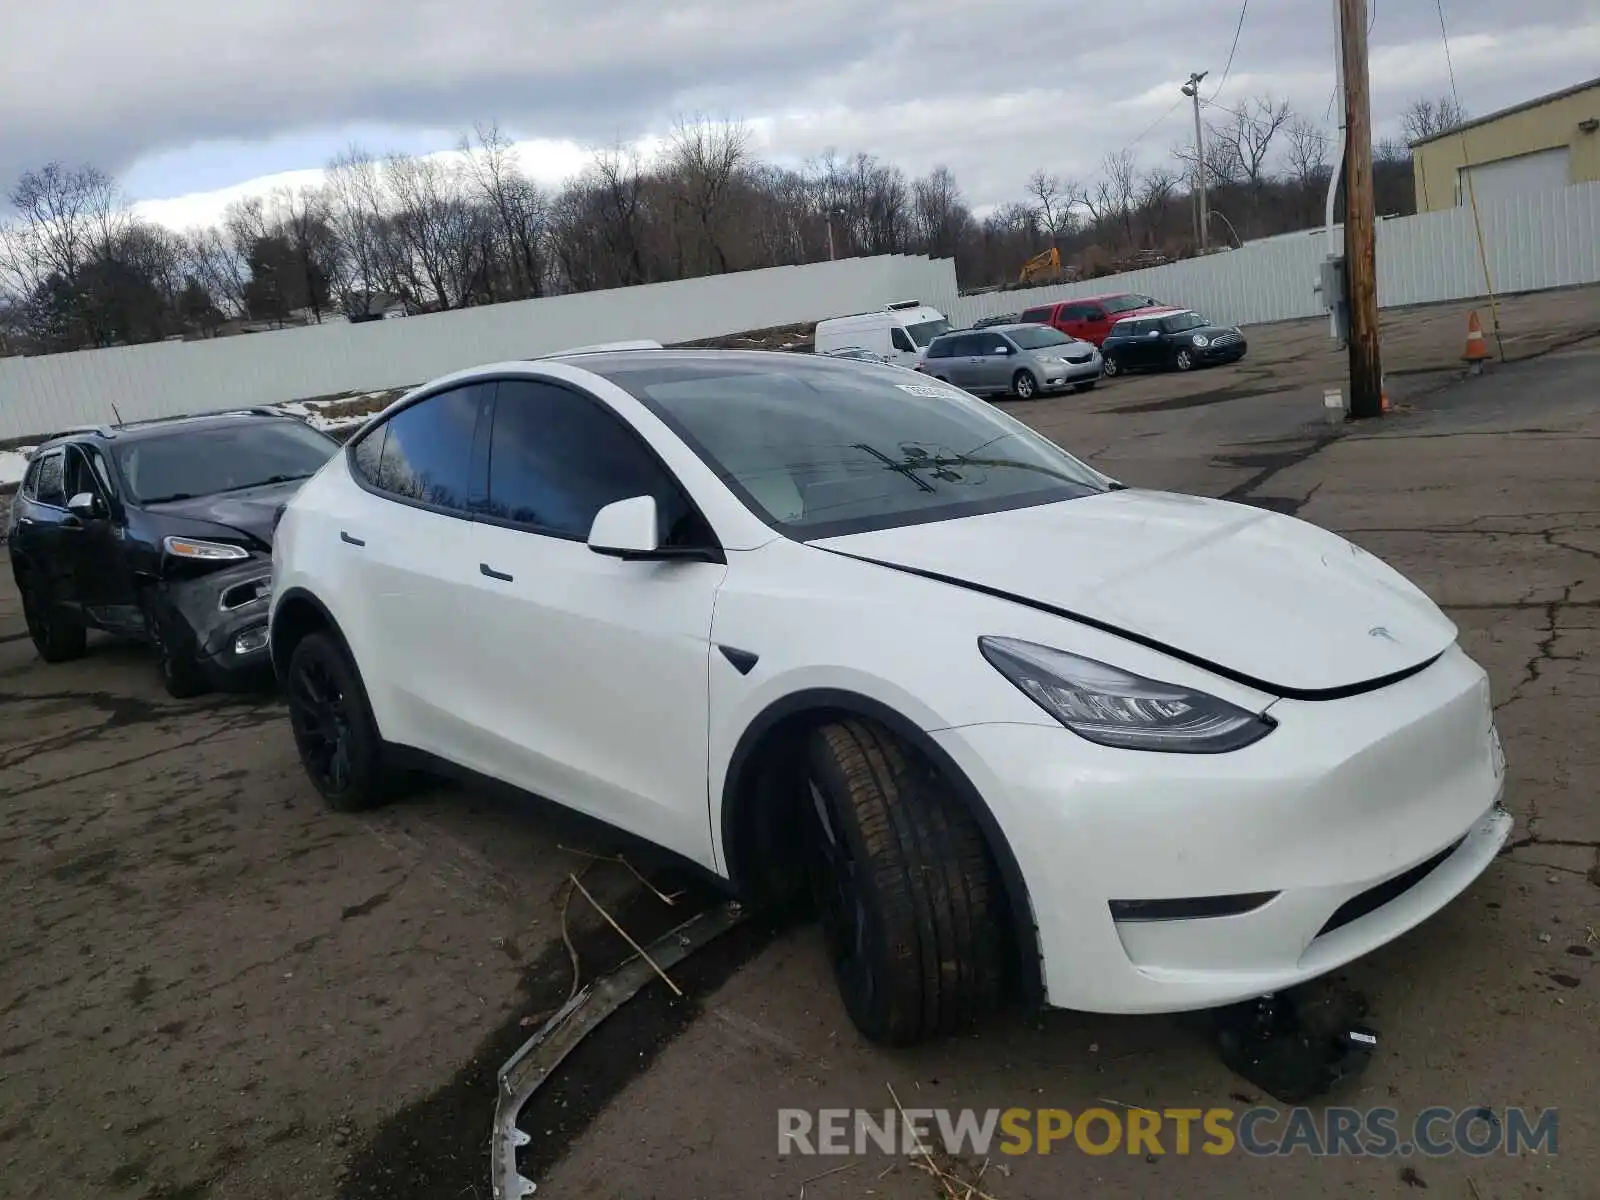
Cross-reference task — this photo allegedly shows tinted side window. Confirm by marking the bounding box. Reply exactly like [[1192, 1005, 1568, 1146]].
[[485, 380, 701, 545], [947, 334, 981, 356], [350, 424, 387, 486], [373, 385, 486, 511], [1084, 307, 1107, 321], [1019, 307, 1050, 324], [925, 339, 952, 360], [986, 337, 1012, 355], [34, 451, 66, 506], [889, 327, 915, 353], [63, 447, 103, 501]]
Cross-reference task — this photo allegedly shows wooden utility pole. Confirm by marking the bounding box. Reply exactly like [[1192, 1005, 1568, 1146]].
[[1339, 0, 1383, 418], [1183, 72, 1209, 252]]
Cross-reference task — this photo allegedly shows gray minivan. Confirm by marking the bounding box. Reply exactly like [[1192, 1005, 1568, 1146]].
[[919, 323, 1103, 400]]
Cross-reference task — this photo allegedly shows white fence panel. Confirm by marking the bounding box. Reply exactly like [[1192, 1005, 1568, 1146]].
[[3, 183, 1598, 442], [950, 181, 1600, 333], [946, 232, 1330, 331], [0, 254, 961, 439]]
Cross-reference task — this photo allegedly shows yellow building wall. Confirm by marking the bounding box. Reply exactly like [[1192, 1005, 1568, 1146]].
[[1412, 83, 1600, 212]]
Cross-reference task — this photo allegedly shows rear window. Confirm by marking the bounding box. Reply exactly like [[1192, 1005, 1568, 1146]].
[[1019, 307, 1053, 323], [594, 356, 1109, 539]]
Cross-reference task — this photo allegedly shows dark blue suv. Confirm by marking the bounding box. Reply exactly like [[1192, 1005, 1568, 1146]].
[[7, 410, 339, 696]]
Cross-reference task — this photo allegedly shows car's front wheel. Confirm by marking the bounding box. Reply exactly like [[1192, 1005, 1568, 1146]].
[[804, 718, 1006, 1046], [141, 591, 209, 699], [1011, 370, 1038, 400], [1101, 355, 1121, 377], [1174, 348, 1195, 371], [18, 569, 87, 663], [285, 631, 390, 812]]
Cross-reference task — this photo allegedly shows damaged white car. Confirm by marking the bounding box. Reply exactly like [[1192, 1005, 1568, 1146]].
[[268, 348, 1511, 1046]]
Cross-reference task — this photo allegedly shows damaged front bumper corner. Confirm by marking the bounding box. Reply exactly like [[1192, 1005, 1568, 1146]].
[[160, 561, 275, 687]]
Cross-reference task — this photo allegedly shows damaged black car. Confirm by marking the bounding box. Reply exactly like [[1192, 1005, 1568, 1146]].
[[7, 409, 340, 697]]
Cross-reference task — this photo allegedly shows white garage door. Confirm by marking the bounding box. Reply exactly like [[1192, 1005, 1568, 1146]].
[[1457, 147, 1572, 206]]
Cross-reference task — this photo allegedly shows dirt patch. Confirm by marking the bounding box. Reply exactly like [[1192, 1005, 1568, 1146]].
[[338, 877, 779, 1200], [670, 321, 815, 352]]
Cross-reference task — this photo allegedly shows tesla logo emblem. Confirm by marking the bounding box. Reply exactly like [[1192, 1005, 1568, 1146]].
[[1369, 626, 1397, 642]]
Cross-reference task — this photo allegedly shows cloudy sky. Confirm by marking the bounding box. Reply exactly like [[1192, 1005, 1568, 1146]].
[[5, 0, 1598, 230]]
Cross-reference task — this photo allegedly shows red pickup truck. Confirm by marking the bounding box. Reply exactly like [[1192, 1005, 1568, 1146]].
[[1019, 292, 1178, 347]]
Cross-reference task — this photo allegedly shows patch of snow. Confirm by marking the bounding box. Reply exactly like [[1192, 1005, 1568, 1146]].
[[0, 448, 34, 487]]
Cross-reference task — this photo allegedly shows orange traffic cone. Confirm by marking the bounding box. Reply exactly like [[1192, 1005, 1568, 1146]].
[[1462, 310, 1491, 370]]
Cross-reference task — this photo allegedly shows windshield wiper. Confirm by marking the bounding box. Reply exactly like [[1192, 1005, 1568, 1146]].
[[238, 473, 313, 488], [141, 492, 196, 504]]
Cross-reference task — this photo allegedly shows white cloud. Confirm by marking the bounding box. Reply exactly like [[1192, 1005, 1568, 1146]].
[[6, 0, 1599, 227]]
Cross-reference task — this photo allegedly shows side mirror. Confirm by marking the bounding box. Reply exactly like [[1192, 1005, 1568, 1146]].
[[67, 492, 107, 520], [588, 495, 660, 558], [1148, 330, 1161, 338]]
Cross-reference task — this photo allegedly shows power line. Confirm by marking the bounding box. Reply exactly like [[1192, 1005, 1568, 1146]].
[[1208, 0, 1251, 102], [1129, 96, 1187, 147]]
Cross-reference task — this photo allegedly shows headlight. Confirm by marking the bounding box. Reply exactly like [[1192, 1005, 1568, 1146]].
[[1191, 334, 1210, 347], [978, 636, 1275, 753], [163, 535, 250, 561]]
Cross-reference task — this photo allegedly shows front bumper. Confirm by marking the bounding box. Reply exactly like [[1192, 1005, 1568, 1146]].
[[1198, 339, 1247, 363], [1039, 354, 1103, 391], [932, 642, 1510, 1014], [162, 564, 274, 688]]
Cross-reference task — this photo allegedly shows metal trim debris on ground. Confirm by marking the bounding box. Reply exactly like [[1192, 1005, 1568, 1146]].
[[490, 902, 746, 1200]]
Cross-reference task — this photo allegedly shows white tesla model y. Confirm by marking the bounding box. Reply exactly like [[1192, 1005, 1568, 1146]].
[[269, 347, 1510, 1046]]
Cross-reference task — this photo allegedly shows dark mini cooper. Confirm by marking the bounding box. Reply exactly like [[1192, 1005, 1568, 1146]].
[[7, 409, 340, 696], [1099, 309, 1248, 376]]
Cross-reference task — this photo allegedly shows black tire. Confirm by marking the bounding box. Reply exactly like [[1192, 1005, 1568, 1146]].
[[18, 569, 87, 663], [1101, 355, 1121, 378], [804, 719, 1006, 1046], [1011, 370, 1038, 400], [1174, 347, 1196, 371], [140, 591, 209, 699], [1073, 379, 1097, 393], [285, 631, 390, 812]]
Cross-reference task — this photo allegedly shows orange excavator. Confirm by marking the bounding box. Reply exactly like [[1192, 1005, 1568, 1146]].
[[1018, 246, 1063, 285]]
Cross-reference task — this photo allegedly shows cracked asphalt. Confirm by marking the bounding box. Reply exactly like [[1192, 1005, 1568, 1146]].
[[1, 292, 1596, 1200]]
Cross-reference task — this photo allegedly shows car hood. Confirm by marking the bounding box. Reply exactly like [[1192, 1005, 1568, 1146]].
[[810, 489, 1457, 696], [143, 478, 306, 546]]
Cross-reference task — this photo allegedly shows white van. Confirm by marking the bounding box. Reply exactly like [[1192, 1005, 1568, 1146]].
[[812, 302, 952, 368]]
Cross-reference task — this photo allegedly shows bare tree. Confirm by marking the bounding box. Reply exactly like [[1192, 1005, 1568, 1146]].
[[1209, 96, 1293, 190], [460, 123, 549, 300], [384, 152, 486, 309], [910, 166, 970, 260], [1285, 118, 1330, 189], [664, 116, 750, 275], [1026, 169, 1071, 245], [1401, 96, 1468, 144], [1, 162, 130, 297], [1136, 168, 1179, 246]]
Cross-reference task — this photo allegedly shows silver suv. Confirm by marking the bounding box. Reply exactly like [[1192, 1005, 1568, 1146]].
[[919, 323, 1103, 400]]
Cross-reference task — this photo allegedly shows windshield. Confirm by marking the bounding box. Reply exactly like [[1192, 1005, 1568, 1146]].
[[904, 318, 952, 347], [1103, 295, 1152, 315], [600, 358, 1110, 538], [115, 420, 340, 503], [1007, 325, 1073, 350], [1162, 312, 1208, 333]]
